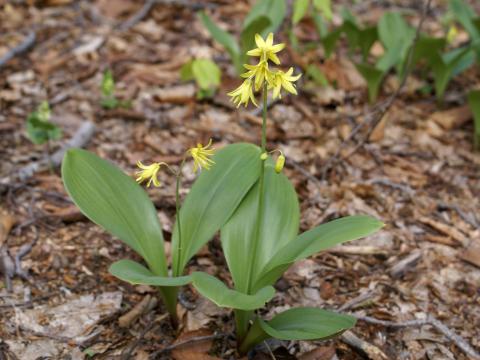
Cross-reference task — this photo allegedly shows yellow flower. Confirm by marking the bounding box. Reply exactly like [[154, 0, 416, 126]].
[[227, 79, 258, 107], [241, 61, 273, 91], [247, 33, 285, 65], [136, 161, 163, 187], [447, 25, 458, 44], [188, 139, 215, 173], [269, 68, 302, 99]]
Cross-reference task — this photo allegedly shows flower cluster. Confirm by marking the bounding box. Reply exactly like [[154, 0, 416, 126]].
[[136, 139, 215, 187], [228, 33, 301, 107]]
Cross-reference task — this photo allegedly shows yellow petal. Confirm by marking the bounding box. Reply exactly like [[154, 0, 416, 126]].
[[255, 33, 265, 48]]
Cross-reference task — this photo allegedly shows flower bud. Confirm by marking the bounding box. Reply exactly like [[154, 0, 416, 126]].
[[275, 154, 285, 173], [260, 152, 268, 161]]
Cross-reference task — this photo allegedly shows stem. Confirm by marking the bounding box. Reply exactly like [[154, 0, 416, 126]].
[[235, 309, 253, 343], [236, 83, 269, 347], [261, 82, 268, 152], [159, 287, 179, 328], [174, 158, 186, 277], [239, 317, 269, 355]]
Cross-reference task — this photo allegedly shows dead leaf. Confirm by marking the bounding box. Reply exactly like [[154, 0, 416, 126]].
[[299, 345, 336, 360], [0, 209, 15, 247], [171, 329, 221, 360], [459, 238, 480, 268], [429, 105, 471, 130]]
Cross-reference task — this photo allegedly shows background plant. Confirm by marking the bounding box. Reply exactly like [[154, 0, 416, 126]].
[[180, 58, 221, 99], [26, 101, 62, 169], [100, 69, 132, 109], [200, 0, 286, 74]]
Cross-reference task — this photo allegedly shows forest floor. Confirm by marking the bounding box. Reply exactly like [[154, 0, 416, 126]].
[[0, 0, 479, 359]]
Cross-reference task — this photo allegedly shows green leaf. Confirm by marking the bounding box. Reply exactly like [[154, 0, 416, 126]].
[[26, 103, 62, 145], [467, 90, 480, 150], [240, 307, 356, 353], [62, 149, 168, 276], [256, 216, 383, 290], [101, 70, 115, 98], [312, 12, 328, 37], [432, 46, 473, 99], [109, 260, 191, 286], [260, 307, 356, 340], [313, 0, 332, 21], [306, 64, 329, 86], [411, 36, 446, 66], [172, 143, 262, 276], [355, 63, 385, 103], [240, 16, 271, 61], [321, 28, 342, 58], [180, 60, 194, 82], [221, 164, 300, 294], [377, 12, 415, 72], [191, 272, 275, 310], [244, 0, 286, 35], [192, 59, 221, 90], [449, 0, 480, 40], [292, 0, 309, 25], [199, 12, 241, 72]]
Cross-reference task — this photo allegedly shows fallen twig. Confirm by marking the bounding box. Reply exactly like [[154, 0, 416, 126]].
[[119, 0, 214, 31], [321, 0, 432, 179], [0, 31, 36, 69], [353, 315, 480, 359], [341, 330, 388, 360]]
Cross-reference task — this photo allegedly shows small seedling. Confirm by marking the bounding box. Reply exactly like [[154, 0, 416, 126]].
[[100, 70, 131, 109], [26, 101, 62, 169], [180, 58, 221, 99]]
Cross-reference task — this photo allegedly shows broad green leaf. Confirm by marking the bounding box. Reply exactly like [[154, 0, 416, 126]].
[[221, 164, 300, 294], [449, 0, 480, 40], [322, 28, 342, 58], [377, 12, 415, 72], [192, 59, 221, 90], [313, 0, 332, 21], [255, 216, 383, 290], [109, 260, 191, 286], [343, 22, 377, 60], [62, 149, 168, 276], [292, 0, 309, 24], [306, 64, 329, 86], [180, 60, 194, 82], [199, 12, 241, 72], [191, 272, 275, 310], [312, 12, 328, 38], [244, 0, 286, 35], [172, 143, 261, 276], [411, 37, 446, 66], [355, 63, 385, 103], [240, 16, 271, 61], [432, 46, 473, 99], [467, 90, 480, 150], [260, 307, 356, 340]]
